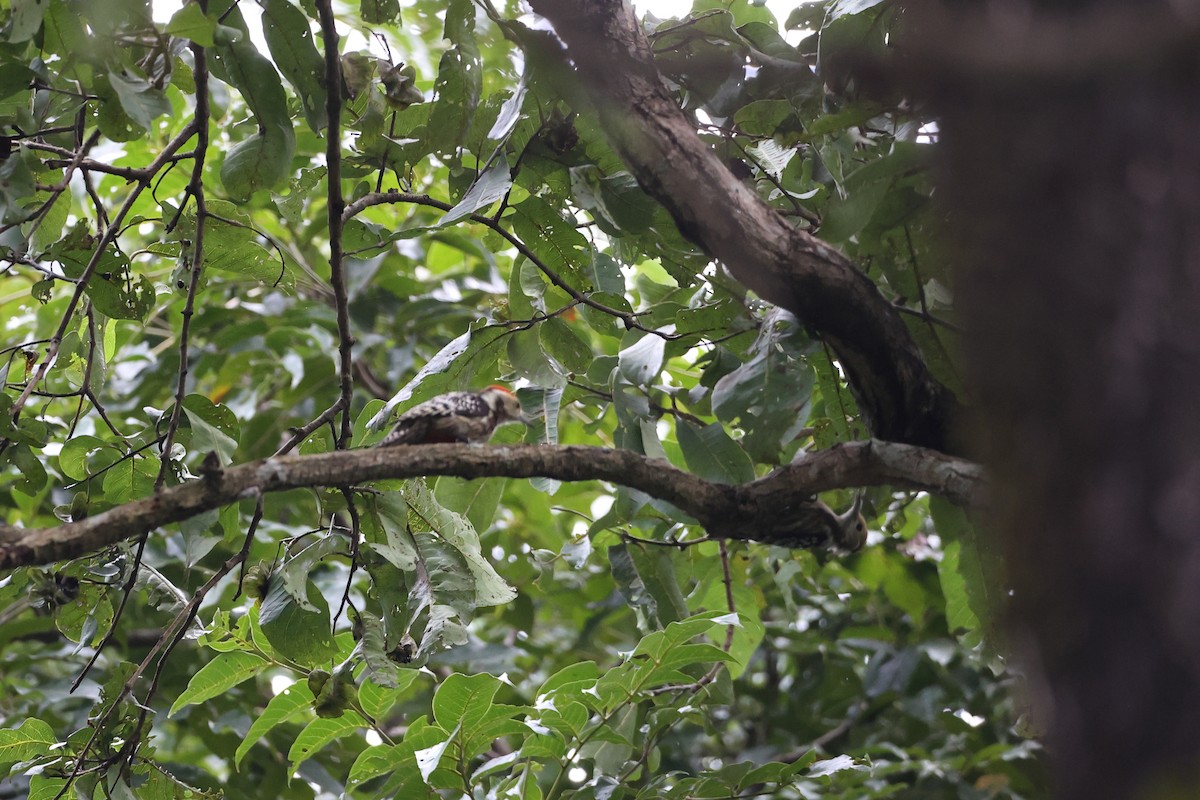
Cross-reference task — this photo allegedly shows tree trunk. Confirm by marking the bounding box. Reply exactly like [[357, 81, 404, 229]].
[[912, 3, 1200, 797]]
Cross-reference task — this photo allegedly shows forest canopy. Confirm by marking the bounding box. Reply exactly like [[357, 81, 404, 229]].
[[0, 0, 1041, 798]]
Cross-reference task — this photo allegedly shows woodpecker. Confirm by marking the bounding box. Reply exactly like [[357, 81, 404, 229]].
[[377, 385, 525, 447], [830, 491, 868, 551], [758, 492, 868, 551]]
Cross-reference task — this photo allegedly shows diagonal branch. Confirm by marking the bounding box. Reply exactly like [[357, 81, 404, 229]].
[[316, 0, 354, 449], [0, 441, 984, 569], [524, 0, 962, 452]]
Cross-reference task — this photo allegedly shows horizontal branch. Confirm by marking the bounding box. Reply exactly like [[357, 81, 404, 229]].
[[0, 442, 984, 570]]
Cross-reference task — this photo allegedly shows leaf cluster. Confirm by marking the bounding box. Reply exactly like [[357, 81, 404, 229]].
[[0, 0, 1038, 797]]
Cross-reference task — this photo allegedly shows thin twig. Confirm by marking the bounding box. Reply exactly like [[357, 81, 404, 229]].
[[3, 121, 201, 451], [156, 41, 211, 491], [55, 548, 246, 798]]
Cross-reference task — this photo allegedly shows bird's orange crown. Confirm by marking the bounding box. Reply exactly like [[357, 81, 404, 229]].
[[485, 384, 513, 395]]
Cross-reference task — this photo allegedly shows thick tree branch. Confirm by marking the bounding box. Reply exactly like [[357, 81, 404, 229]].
[[0, 442, 983, 569], [525, 0, 961, 452]]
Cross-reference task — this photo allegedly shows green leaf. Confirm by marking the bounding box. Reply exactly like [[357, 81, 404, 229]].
[[7, 0, 48, 42], [181, 394, 240, 463], [235, 679, 314, 765], [611, 543, 689, 629], [0, 718, 56, 762], [210, 6, 291, 124], [425, 0, 479, 152], [537, 661, 599, 698], [540, 317, 591, 375], [169, 651, 268, 716], [100, 452, 158, 503], [405, 481, 516, 606], [259, 577, 338, 669], [0, 63, 35, 103], [166, 4, 216, 47], [107, 68, 171, 130], [438, 153, 512, 227], [432, 672, 501, 730], [57, 435, 112, 481], [42, 0, 84, 52], [220, 125, 296, 200], [10, 444, 48, 495], [361, 0, 400, 24], [510, 195, 590, 289], [507, 328, 566, 389], [434, 476, 506, 535], [289, 712, 367, 773], [618, 331, 666, 387], [676, 420, 754, 484], [359, 667, 424, 718], [711, 310, 815, 461], [261, 0, 327, 133], [84, 271, 156, 321], [933, 497, 996, 648]]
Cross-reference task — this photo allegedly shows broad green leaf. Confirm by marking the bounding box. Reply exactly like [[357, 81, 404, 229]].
[[618, 331, 666, 387], [359, 669, 424, 720], [425, 0, 479, 152], [181, 394, 240, 463], [510, 195, 590, 288], [7, 0, 47, 42], [933, 496, 996, 649], [166, 4, 216, 46], [169, 651, 268, 716], [210, 6, 291, 123], [438, 153, 512, 227], [434, 476, 506, 534], [361, 0, 400, 24], [537, 661, 599, 698], [288, 712, 367, 773], [405, 481, 516, 606], [7, 443, 45, 495], [676, 420, 754, 484], [259, 578, 338, 669], [220, 125, 296, 200], [261, 0, 327, 132], [84, 271, 155, 321], [349, 743, 410, 788], [711, 310, 816, 461], [99, 452, 159, 503], [414, 724, 458, 783], [107, 68, 171, 130], [278, 534, 342, 611], [540, 317, 591, 376], [235, 679, 313, 765], [57, 435, 112, 481], [508, 328, 567, 389], [0, 718, 56, 762], [624, 543, 689, 627], [42, 0, 85, 52], [432, 672, 501, 731]]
